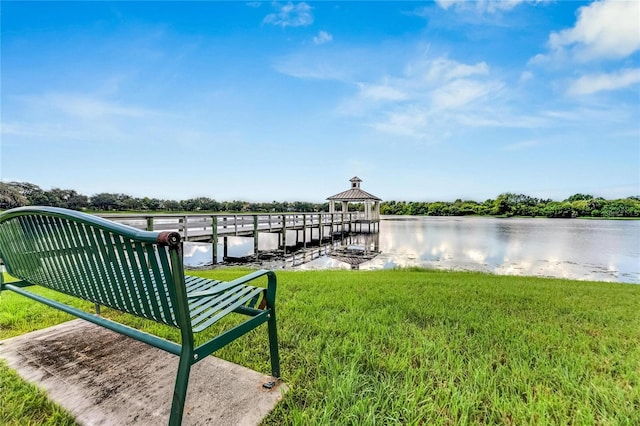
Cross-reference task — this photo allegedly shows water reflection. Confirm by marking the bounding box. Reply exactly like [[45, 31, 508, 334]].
[[184, 216, 640, 284], [326, 233, 380, 270], [362, 217, 639, 283]]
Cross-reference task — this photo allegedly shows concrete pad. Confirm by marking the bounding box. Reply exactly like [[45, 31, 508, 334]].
[[0, 319, 287, 426]]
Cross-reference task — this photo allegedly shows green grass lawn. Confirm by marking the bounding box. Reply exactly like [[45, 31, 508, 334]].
[[1, 269, 639, 425]]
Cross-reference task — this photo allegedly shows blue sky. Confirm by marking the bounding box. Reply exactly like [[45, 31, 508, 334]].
[[2, 0, 639, 202]]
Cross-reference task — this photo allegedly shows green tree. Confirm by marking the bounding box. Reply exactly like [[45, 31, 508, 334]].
[[542, 202, 576, 218], [163, 200, 182, 211], [66, 193, 89, 210], [407, 202, 428, 215], [565, 193, 594, 202], [458, 201, 480, 216], [45, 188, 89, 210], [381, 201, 401, 215], [292, 201, 315, 212], [120, 196, 143, 211], [90, 193, 121, 211], [427, 202, 448, 216], [493, 193, 514, 216], [0, 182, 29, 209], [28, 190, 58, 206], [569, 200, 591, 217], [586, 197, 606, 217], [601, 198, 640, 217], [6, 181, 42, 199]]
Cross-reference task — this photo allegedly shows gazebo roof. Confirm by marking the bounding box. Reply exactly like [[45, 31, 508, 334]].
[[327, 188, 381, 201], [327, 177, 381, 202]]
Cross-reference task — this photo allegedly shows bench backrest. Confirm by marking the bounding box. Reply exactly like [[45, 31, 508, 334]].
[[0, 207, 183, 328]]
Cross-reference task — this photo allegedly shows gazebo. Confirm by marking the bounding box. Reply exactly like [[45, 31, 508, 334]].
[[327, 177, 381, 231]]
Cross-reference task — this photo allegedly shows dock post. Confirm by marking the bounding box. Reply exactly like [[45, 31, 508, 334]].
[[330, 213, 334, 242], [303, 214, 307, 248], [282, 214, 287, 254], [146, 217, 154, 231], [211, 216, 218, 265], [223, 236, 228, 260], [253, 215, 259, 260]]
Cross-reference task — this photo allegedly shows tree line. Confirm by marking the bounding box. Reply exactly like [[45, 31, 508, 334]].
[[1, 181, 639, 218], [380, 193, 640, 218], [0, 181, 323, 213]]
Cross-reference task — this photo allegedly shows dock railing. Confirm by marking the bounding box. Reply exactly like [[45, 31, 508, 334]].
[[99, 212, 377, 264]]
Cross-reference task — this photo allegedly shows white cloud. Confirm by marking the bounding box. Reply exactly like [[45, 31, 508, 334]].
[[540, 105, 635, 127], [519, 71, 534, 82], [567, 68, 640, 96], [548, 0, 640, 61], [20, 92, 156, 120], [263, 2, 313, 27], [456, 113, 548, 128], [358, 83, 408, 102], [352, 56, 505, 138], [274, 54, 350, 80], [273, 47, 374, 81], [370, 107, 430, 139], [434, 0, 462, 10], [2, 92, 176, 149], [313, 30, 333, 45], [371, 57, 496, 113], [278, 48, 534, 140], [435, 0, 534, 13], [527, 53, 550, 66], [409, 57, 489, 82], [432, 79, 499, 110]]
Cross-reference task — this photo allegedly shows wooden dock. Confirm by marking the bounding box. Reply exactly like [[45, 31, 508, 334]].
[[101, 212, 379, 264]]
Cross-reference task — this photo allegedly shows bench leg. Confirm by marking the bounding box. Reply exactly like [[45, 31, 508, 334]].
[[169, 350, 192, 426], [268, 309, 281, 379]]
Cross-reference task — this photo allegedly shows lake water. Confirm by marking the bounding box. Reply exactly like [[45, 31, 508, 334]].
[[184, 216, 640, 284]]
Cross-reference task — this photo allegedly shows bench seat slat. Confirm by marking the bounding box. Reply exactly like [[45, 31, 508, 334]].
[[184, 275, 266, 331], [191, 286, 265, 332], [188, 284, 253, 318], [185, 276, 221, 293]]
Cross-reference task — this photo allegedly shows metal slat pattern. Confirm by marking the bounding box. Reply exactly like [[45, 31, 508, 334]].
[[0, 212, 179, 328], [185, 276, 265, 333]]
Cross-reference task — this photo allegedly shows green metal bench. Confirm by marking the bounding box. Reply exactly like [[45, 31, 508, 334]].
[[0, 206, 280, 425]]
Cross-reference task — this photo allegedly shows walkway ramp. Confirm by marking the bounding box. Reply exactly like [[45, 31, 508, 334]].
[[0, 319, 287, 426]]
